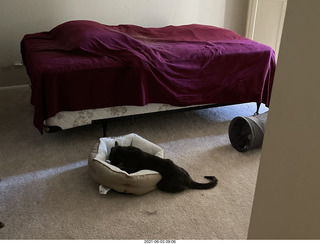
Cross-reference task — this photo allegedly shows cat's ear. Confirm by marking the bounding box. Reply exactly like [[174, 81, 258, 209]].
[[115, 141, 119, 147]]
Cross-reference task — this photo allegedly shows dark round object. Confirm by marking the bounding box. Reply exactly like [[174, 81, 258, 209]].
[[228, 113, 267, 152]]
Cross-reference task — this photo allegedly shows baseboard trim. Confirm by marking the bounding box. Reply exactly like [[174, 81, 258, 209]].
[[0, 84, 29, 91]]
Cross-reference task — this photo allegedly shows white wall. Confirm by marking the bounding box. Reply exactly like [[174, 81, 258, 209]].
[[224, 0, 249, 37], [0, 0, 248, 87], [248, 0, 320, 239]]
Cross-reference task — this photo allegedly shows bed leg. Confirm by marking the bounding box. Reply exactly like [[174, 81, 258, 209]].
[[102, 122, 107, 137], [254, 102, 261, 115]]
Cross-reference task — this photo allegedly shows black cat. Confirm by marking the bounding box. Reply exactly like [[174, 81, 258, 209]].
[[109, 141, 218, 193]]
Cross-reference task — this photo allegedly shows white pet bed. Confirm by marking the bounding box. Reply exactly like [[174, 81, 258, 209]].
[[88, 133, 163, 195]]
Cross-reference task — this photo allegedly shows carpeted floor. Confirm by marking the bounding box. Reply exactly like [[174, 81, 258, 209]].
[[0, 85, 267, 240]]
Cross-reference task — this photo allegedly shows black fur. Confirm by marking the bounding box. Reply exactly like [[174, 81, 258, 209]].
[[109, 141, 218, 193]]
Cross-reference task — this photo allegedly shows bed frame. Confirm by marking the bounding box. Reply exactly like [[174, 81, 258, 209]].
[[43, 102, 261, 136]]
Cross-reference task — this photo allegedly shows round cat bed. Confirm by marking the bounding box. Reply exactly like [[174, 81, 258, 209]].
[[88, 133, 163, 195]]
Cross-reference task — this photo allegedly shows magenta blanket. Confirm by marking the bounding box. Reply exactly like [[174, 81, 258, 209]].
[[21, 20, 276, 133]]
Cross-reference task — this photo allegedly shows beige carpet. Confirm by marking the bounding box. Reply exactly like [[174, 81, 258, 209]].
[[0, 86, 267, 240]]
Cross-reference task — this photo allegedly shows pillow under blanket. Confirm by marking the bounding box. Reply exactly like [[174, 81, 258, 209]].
[[88, 133, 163, 195]]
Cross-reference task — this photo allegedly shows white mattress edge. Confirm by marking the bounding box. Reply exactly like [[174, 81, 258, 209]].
[[45, 103, 212, 130]]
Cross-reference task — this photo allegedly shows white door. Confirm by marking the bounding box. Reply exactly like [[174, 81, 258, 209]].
[[246, 0, 287, 60]]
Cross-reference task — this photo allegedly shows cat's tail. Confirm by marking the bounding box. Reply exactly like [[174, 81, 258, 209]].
[[189, 176, 218, 190]]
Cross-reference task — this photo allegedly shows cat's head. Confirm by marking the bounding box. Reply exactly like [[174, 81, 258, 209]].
[[109, 141, 143, 165]]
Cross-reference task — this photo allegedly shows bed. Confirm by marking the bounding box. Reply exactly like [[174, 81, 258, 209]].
[[21, 20, 276, 134]]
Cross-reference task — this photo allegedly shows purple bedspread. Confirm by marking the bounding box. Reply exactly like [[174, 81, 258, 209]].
[[21, 20, 276, 133]]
